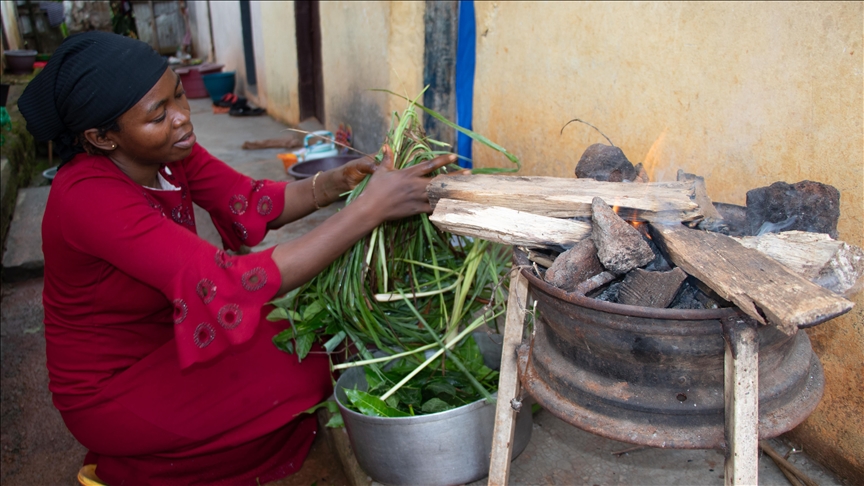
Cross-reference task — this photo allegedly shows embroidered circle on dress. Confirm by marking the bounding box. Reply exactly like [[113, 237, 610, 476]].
[[193, 323, 216, 348], [229, 194, 248, 215], [241, 267, 267, 291], [172, 204, 194, 226], [257, 196, 273, 216], [214, 250, 234, 268], [218, 304, 243, 330], [232, 222, 248, 241], [196, 278, 217, 304], [251, 180, 265, 192], [173, 299, 188, 324]]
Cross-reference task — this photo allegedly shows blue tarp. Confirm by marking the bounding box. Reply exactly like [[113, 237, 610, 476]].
[[455, 0, 475, 168]]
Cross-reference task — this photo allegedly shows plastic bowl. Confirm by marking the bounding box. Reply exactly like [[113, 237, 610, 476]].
[[4, 50, 38, 75], [202, 71, 236, 103], [288, 154, 360, 180]]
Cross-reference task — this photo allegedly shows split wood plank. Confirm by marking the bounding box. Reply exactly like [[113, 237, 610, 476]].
[[430, 199, 591, 250], [723, 315, 760, 486], [734, 231, 864, 296], [488, 268, 530, 486], [428, 175, 701, 222], [652, 224, 854, 335]]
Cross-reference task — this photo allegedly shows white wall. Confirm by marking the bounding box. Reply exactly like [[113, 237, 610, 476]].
[[207, 1, 245, 89], [186, 0, 212, 62]]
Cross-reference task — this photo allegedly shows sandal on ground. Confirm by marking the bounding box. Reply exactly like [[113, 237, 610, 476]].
[[229, 103, 265, 116]]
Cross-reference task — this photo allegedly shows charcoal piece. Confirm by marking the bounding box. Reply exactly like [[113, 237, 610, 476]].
[[575, 144, 638, 182], [644, 234, 672, 272], [669, 280, 706, 310], [544, 239, 604, 292], [592, 281, 621, 302], [591, 197, 655, 274], [746, 180, 840, 238], [618, 268, 688, 308], [714, 202, 748, 237]]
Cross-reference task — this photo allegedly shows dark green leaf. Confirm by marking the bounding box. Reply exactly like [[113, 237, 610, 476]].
[[426, 381, 457, 397], [295, 332, 316, 361], [299, 399, 340, 416], [325, 414, 344, 428], [344, 389, 410, 417], [421, 397, 454, 413], [266, 307, 290, 322], [272, 329, 295, 354]]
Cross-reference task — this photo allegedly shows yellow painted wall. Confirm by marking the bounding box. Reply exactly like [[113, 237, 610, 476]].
[[259, 1, 299, 126], [319, 1, 424, 154], [473, 1, 863, 480]]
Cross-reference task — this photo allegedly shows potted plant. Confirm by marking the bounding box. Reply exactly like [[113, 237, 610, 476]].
[[268, 91, 531, 484]]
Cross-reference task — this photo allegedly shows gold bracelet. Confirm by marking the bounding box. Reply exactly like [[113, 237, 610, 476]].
[[312, 171, 323, 209]]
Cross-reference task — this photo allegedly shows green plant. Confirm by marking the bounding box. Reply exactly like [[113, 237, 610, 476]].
[[269, 90, 519, 416]]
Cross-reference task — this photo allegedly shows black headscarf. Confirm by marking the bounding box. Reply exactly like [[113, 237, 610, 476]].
[[18, 31, 168, 165]]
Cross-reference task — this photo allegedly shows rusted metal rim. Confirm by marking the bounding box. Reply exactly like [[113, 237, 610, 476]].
[[514, 248, 737, 321], [518, 341, 825, 449]]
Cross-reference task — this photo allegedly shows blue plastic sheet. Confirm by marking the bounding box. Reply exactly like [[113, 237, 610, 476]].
[[455, 0, 476, 168]]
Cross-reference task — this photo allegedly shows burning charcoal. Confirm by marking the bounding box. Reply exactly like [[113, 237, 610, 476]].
[[746, 180, 840, 238], [544, 239, 604, 292], [618, 267, 688, 308], [591, 197, 655, 274], [575, 144, 638, 182]]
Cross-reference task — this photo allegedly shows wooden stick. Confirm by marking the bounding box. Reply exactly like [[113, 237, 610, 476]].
[[760, 441, 819, 486], [427, 175, 701, 222], [488, 268, 530, 486], [723, 315, 759, 486], [653, 224, 854, 335], [430, 199, 591, 250]]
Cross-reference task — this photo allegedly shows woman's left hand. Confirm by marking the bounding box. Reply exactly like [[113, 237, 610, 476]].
[[313, 153, 377, 205], [338, 154, 378, 191]]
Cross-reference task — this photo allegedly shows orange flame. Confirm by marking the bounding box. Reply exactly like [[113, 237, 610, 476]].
[[642, 128, 668, 182]]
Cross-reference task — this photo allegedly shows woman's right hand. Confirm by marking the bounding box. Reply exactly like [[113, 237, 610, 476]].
[[352, 145, 461, 222]]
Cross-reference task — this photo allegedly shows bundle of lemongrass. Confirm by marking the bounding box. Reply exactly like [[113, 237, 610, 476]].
[[269, 91, 520, 417]]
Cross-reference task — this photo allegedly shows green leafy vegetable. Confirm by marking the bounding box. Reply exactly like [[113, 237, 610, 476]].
[[271, 88, 518, 417]]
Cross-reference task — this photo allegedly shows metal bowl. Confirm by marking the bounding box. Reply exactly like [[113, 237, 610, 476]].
[[334, 333, 532, 485], [287, 154, 360, 180]]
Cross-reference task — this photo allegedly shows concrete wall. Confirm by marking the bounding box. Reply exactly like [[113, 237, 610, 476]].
[[259, 1, 299, 126], [1, 0, 22, 51], [472, 1, 863, 480], [186, 1, 213, 62], [319, 1, 425, 154]]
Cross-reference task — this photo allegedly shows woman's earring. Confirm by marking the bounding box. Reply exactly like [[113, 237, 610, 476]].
[[111, 144, 117, 150]]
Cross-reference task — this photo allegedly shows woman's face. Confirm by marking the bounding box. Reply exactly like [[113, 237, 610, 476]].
[[109, 68, 196, 166]]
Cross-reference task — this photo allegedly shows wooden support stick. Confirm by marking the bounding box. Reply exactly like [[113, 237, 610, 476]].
[[488, 268, 530, 486], [723, 315, 760, 486]]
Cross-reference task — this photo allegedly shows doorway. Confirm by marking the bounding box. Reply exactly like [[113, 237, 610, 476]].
[[239, 0, 257, 89], [295, 0, 324, 123]]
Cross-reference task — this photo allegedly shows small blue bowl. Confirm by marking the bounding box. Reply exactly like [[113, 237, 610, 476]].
[[202, 71, 236, 103]]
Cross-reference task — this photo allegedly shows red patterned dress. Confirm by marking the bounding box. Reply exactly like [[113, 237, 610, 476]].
[[41, 144, 332, 485]]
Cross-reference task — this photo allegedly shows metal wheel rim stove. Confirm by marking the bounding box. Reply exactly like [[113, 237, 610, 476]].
[[513, 248, 824, 449]]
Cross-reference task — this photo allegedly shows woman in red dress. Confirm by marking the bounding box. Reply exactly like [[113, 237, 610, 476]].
[[18, 32, 458, 485]]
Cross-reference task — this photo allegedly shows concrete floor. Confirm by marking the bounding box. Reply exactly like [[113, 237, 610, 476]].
[[0, 97, 850, 486]]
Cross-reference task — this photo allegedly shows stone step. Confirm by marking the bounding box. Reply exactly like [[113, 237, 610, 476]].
[[2, 186, 49, 282]]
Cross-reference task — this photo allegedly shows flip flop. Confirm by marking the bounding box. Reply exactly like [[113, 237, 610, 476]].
[[229, 104, 265, 116]]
